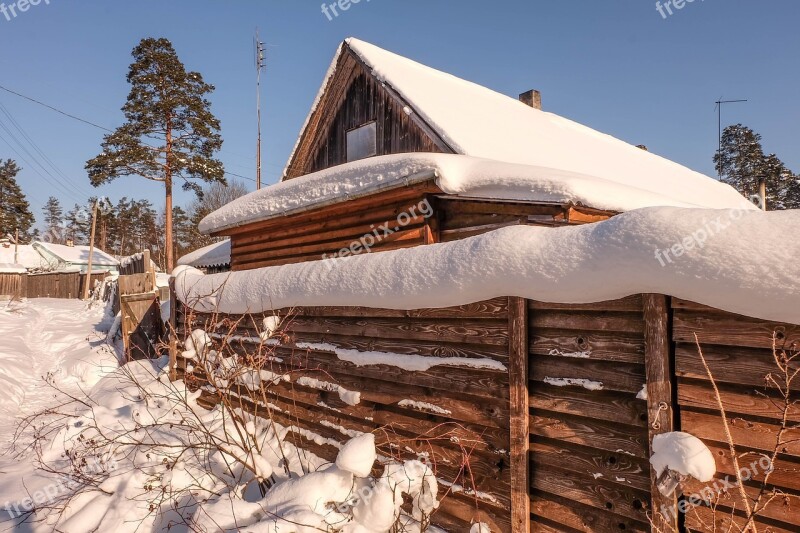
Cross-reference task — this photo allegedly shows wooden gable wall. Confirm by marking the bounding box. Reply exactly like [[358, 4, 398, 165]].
[[284, 45, 452, 180]]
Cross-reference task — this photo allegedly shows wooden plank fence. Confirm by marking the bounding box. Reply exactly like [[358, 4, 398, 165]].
[[1, 271, 109, 299], [171, 292, 800, 532]]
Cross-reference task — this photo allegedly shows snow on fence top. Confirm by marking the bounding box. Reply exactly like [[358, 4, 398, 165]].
[[200, 153, 754, 235], [180, 207, 800, 326], [177, 240, 231, 269]]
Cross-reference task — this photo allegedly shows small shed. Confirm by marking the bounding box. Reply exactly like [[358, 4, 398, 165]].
[[177, 239, 231, 274], [32, 241, 119, 273]]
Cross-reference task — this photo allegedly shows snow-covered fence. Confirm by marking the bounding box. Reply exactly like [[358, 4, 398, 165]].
[[0, 272, 26, 299], [175, 297, 514, 531], [172, 292, 800, 533]]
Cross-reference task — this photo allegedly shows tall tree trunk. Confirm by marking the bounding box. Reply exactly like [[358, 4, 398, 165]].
[[165, 120, 174, 271]]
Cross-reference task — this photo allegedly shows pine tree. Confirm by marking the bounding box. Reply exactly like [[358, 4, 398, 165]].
[[714, 124, 797, 210], [65, 203, 92, 245], [42, 196, 64, 243], [86, 37, 225, 272], [186, 179, 249, 250], [0, 159, 35, 239]]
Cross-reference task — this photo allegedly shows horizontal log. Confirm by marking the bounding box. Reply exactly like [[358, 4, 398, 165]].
[[530, 411, 648, 459], [530, 490, 649, 533], [531, 439, 650, 492], [530, 329, 645, 364], [530, 384, 648, 427], [701, 440, 800, 493], [438, 198, 566, 217], [223, 181, 442, 238], [531, 464, 651, 522], [673, 310, 800, 349], [530, 311, 645, 334], [529, 355, 645, 394]]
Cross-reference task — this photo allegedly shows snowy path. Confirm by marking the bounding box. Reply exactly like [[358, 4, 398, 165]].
[[0, 299, 119, 521], [0, 300, 118, 446]]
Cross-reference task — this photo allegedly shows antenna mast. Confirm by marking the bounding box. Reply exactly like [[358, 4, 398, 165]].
[[255, 29, 266, 190], [714, 98, 747, 179]]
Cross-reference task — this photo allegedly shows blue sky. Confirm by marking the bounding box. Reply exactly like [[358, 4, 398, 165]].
[[1, 0, 798, 226]]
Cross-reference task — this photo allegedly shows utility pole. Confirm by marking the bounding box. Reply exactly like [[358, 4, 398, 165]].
[[714, 98, 748, 178], [82, 200, 98, 300], [13, 228, 18, 264], [255, 29, 266, 190]]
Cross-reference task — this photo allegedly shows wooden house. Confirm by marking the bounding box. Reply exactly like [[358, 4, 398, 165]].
[[174, 39, 800, 533]]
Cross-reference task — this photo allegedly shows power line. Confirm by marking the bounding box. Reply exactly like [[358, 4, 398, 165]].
[[0, 84, 259, 184]]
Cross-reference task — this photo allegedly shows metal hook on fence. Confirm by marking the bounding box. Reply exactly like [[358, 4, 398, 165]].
[[651, 402, 669, 430]]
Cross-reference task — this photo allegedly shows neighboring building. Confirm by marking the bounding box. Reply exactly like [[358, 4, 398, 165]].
[[0, 241, 50, 271], [32, 242, 119, 273], [177, 240, 231, 274]]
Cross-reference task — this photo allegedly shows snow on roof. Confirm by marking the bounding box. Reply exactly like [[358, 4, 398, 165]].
[[181, 207, 800, 326], [177, 240, 231, 269], [201, 153, 755, 235], [33, 242, 119, 267], [276, 38, 749, 204], [0, 244, 48, 270], [0, 263, 27, 274]]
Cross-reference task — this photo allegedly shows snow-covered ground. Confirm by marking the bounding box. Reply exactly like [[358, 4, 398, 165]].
[[0, 300, 449, 533], [0, 299, 120, 530]]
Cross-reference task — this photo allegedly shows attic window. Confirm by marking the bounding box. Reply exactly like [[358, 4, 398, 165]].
[[346, 122, 377, 162]]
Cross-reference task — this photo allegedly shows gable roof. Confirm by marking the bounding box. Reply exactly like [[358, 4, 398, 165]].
[[33, 242, 119, 267], [282, 38, 749, 211], [0, 243, 48, 270]]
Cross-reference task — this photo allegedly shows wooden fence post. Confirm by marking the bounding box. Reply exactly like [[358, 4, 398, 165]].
[[643, 294, 678, 530], [168, 277, 178, 382], [508, 297, 530, 533]]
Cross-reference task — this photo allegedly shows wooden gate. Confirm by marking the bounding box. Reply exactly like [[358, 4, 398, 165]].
[[118, 267, 164, 360]]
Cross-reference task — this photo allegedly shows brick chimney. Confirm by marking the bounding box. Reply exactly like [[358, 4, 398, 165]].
[[519, 89, 542, 110]]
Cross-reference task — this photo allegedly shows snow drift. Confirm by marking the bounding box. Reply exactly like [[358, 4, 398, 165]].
[[179, 207, 800, 326]]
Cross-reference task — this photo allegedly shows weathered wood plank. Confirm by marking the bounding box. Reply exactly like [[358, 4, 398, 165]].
[[530, 328, 645, 364], [687, 502, 798, 533], [508, 297, 529, 533], [531, 439, 650, 492], [529, 355, 645, 394], [681, 410, 800, 456], [673, 311, 800, 349], [643, 294, 677, 531], [530, 311, 645, 334], [676, 343, 800, 390], [530, 412, 648, 458], [530, 385, 648, 427], [531, 464, 651, 522], [678, 379, 800, 423], [529, 295, 644, 313], [530, 490, 649, 533]]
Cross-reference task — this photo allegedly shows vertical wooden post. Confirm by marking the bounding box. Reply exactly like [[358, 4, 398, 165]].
[[82, 200, 99, 300], [168, 276, 178, 382], [508, 296, 530, 533], [643, 294, 678, 530]]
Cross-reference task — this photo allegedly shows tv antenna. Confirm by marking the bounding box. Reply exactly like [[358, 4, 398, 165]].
[[255, 29, 267, 190], [714, 98, 747, 178]]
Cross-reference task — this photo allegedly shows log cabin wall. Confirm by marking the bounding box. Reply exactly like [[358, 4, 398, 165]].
[[176, 298, 515, 531], [221, 184, 616, 272]]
